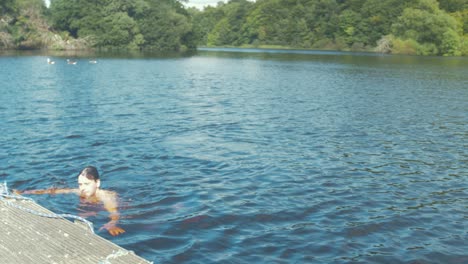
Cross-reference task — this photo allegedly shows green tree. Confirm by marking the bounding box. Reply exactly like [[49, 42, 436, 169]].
[[360, 0, 408, 45], [391, 0, 462, 55], [96, 12, 139, 48], [440, 29, 462, 55], [337, 9, 366, 46], [49, 0, 194, 50], [1, 0, 17, 15], [438, 0, 467, 12], [206, 0, 252, 46], [189, 6, 224, 46], [137, 1, 193, 50]]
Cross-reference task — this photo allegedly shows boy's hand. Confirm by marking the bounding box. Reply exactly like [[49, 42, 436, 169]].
[[99, 222, 126, 236]]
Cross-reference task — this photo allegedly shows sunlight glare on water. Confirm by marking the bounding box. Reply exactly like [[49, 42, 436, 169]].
[[1, 49, 467, 263]]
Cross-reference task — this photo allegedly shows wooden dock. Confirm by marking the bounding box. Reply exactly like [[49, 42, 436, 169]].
[[0, 194, 151, 264]]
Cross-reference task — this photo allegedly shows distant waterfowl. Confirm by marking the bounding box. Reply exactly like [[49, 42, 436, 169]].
[[47, 58, 55, 65], [67, 59, 77, 65], [89, 59, 97, 64]]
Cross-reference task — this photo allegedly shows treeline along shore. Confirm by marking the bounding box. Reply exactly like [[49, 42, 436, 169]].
[[1, 0, 467, 56]]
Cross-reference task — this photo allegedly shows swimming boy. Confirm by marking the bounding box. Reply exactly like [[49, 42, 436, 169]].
[[16, 166, 125, 236]]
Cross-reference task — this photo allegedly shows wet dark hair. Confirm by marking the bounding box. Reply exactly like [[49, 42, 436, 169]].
[[77, 166, 100, 181]]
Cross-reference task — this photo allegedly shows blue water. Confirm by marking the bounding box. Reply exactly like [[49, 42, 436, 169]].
[[1, 49, 467, 263]]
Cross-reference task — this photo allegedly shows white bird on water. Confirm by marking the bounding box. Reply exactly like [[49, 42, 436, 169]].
[[67, 59, 77, 65], [47, 58, 55, 64]]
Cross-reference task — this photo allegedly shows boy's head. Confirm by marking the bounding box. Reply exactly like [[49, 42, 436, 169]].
[[77, 166, 100, 198], [78, 166, 100, 181]]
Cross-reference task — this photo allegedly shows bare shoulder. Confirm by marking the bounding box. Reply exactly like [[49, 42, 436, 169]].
[[97, 189, 118, 200]]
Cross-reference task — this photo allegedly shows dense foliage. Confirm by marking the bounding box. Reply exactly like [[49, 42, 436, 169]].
[[1, 0, 467, 55], [48, 0, 196, 50], [1, 0, 196, 51], [190, 0, 468, 56]]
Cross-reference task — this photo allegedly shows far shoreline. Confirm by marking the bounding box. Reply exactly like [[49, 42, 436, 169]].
[[2, 46, 467, 59]]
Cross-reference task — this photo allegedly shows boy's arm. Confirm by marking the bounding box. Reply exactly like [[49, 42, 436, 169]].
[[99, 190, 125, 236], [16, 188, 78, 195]]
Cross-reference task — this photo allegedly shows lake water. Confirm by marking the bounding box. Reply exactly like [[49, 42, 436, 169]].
[[1, 49, 467, 263]]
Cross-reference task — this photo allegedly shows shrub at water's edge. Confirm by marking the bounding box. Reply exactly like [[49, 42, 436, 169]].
[[0, 0, 91, 50]]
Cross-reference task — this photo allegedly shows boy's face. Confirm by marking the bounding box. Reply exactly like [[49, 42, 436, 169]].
[[78, 175, 100, 198]]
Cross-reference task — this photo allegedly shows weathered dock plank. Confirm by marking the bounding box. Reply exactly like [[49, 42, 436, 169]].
[[0, 196, 151, 264]]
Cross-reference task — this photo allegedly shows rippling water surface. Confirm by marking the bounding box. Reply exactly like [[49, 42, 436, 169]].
[[1, 49, 467, 263]]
